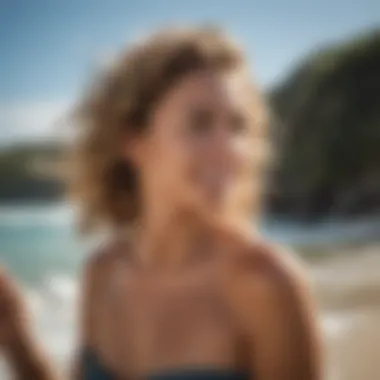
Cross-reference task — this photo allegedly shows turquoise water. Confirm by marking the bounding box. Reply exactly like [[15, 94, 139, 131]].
[[0, 204, 84, 285], [1, 202, 379, 286]]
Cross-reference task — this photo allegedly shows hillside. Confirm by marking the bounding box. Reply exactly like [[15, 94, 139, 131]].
[[267, 28, 380, 220], [0, 144, 64, 202]]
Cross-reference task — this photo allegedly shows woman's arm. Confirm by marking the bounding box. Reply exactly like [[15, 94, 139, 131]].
[[4, 330, 60, 380], [0, 268, 60, 380], [238, 246, 323, 380]]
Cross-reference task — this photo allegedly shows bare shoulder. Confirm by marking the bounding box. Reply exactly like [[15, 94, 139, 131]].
[[229, 232, 310, 294], [228, 236, 322, 379], [83, 237, 131, 281], [225, 232, 317, 326], [80, 237, 132, 307], [246, 241, 314, 315], [79, 237, 131, 344]]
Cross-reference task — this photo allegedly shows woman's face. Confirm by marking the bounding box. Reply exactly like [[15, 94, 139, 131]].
[[130, 69, 255, 219]]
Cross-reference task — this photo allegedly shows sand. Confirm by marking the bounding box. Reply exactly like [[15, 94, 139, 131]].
[[300, 243, 380, 380]]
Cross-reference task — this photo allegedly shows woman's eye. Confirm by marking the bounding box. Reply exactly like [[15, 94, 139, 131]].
[[189, 109, 213, 135]]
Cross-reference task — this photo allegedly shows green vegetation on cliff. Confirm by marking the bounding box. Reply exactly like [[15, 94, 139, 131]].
[[268, 28, 380, 220], [0, 144, 63, 202]]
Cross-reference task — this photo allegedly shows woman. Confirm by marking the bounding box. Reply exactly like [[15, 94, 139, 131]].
[[0, 27, 322, 380]]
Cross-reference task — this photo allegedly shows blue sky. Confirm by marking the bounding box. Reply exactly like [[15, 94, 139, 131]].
[[1, 0, 379, 143]]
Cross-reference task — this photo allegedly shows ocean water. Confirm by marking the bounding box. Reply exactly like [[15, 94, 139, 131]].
[[2, 202, 379, 284], [0, 203, 379, 375]]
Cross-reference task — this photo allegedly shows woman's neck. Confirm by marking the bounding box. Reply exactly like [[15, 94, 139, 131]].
[[134, 208, 213, 270]]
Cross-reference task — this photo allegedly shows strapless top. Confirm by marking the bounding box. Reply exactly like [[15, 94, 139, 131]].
[[82, 348, 251, 380]]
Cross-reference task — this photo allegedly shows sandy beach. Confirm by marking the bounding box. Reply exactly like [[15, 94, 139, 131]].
[[301, 243, 380, 380]]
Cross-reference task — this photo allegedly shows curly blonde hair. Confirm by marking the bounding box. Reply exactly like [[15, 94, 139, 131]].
[[69, 26, 268, 232]]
